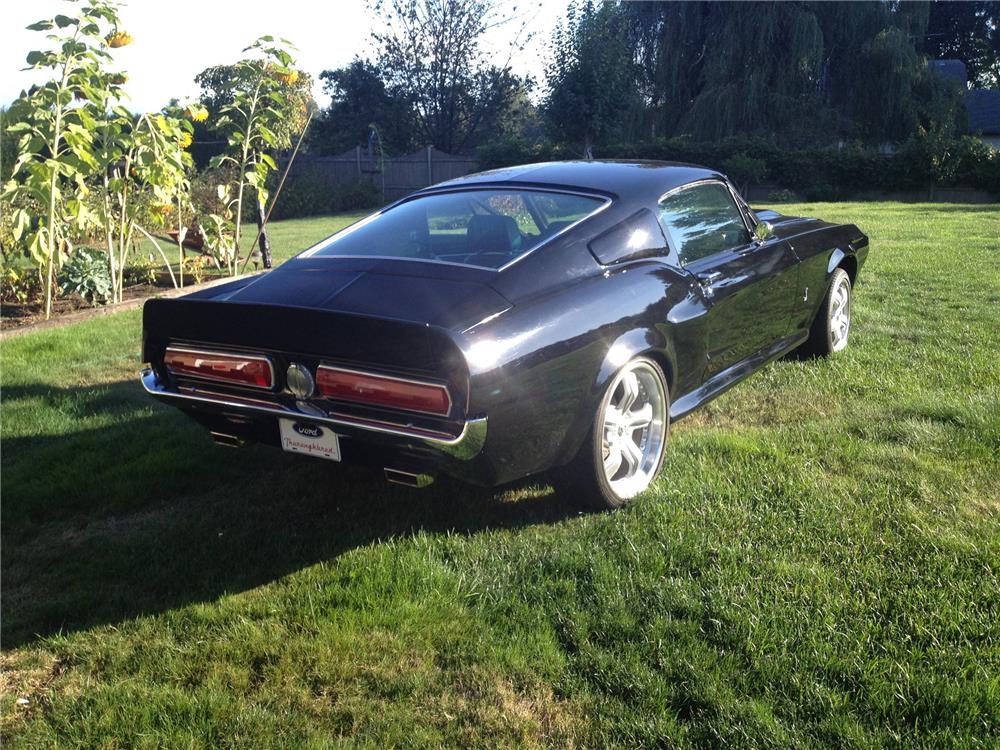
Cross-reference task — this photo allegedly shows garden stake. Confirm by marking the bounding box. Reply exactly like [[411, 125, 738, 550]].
[[239, 109, 314, 275]]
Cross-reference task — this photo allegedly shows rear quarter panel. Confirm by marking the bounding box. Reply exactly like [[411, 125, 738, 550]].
[[464, 261, 706, 483]]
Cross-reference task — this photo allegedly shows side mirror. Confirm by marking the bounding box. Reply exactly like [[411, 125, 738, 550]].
[[753, 220, 775, 243]]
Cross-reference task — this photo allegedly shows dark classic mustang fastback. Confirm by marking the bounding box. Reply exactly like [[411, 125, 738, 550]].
[[142, 161, 868, 508]]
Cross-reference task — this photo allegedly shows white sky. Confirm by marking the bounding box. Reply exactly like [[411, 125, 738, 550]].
[[1, 0, 568, 111]]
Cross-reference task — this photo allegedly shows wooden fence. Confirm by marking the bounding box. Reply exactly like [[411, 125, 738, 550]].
[[284, 146, 479, 204]]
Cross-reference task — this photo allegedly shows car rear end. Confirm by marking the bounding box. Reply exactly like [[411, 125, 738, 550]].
[[140, 297, 489, 486]]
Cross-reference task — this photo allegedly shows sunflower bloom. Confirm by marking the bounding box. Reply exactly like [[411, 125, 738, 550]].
[[106, 31, 133, 48], [178, 131, 193, 149]]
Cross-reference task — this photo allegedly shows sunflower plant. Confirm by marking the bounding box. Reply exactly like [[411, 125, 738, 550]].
[[2, 0, 122, 318], [92, 109, 192, 301], [208, 36, 303, 275]]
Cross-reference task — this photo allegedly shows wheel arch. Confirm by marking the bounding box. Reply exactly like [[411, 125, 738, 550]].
[[826, 247, 858, 287], [552, 326, 676, 466]]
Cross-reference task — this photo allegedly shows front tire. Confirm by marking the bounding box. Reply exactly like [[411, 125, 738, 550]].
[[551, 357, 669, 510], [802, 268, 852, 357]]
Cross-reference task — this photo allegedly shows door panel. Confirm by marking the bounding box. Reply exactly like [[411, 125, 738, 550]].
[[657, 180, 799, 379], [684, 239, 799, 376]]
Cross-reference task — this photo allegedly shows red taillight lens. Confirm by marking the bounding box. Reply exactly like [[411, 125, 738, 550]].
[[164, 347, 274, 389], [316, 366, 451, 416]]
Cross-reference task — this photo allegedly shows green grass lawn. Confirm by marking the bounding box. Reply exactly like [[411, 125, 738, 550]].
[[134, 212, 369, 280], [2, 203, 999, 748]]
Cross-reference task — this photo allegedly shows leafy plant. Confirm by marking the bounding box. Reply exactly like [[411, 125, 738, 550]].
[[2, 1, 122, 318], [723, 151, 768, 196], [767, 189, 798, 203], [92, 108, 192, 301], [182, 254, 210, 285], [58, 246, 111, 304], [1, 261, 41, 303], [123, 253, 158, 286], [209, 37, 303, 275]]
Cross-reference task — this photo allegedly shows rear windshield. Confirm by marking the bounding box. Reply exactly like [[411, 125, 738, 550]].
[[307, 189, 607, 269]]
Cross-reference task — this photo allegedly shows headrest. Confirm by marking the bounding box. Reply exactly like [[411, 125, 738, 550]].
[[467, 214, 520, 254]]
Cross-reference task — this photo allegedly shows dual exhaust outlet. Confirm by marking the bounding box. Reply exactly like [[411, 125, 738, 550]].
[[383, 468, 435, 488], [210, 432, 434, 488]]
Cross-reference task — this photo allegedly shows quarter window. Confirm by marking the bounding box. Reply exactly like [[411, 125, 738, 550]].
[[657, 182, 751, 265]]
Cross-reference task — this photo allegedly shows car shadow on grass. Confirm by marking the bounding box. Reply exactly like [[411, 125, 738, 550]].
[[1, 379, 582, 649]]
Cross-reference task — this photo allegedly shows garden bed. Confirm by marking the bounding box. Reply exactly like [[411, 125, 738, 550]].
[[2, 281, 162, 332]]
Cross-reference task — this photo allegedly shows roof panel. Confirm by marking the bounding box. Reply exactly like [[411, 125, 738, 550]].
[[421, 160, 724, 203]]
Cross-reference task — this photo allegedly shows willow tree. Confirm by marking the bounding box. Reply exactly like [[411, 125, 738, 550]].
[[620, 1, 953, 145]]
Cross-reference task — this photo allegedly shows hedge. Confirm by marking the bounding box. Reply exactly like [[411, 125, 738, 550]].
[[477, 134, 1000, 199], [267, 167, 382, 221]]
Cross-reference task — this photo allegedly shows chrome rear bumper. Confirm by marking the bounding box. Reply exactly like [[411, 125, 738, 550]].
[[140, 368, 487, 460]]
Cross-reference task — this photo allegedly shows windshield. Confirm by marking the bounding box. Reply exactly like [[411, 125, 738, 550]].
[[307, 188, 607, 270]]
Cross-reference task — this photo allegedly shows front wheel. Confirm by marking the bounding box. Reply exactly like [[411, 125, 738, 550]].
[[801, 268, 852, 357], [551, 357, 669, 510]]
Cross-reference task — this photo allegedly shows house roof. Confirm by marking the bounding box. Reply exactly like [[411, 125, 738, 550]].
[[965, 90, 1000, 135], [929, 59, 968, 87]]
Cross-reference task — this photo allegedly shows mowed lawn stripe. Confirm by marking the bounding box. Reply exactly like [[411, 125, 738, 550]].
[[2, 203, 998, 748]]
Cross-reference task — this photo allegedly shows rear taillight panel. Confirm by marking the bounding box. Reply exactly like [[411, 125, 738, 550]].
[[316, 365, 452, 417], [164, 346, 274, 389]]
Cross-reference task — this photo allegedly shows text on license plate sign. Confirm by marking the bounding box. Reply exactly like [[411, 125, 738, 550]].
[[279, 419, 341, 461]]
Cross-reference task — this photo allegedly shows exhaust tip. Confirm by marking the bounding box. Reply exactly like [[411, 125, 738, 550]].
[[210, 431, 246, 448], [384, 468, 435, 488]]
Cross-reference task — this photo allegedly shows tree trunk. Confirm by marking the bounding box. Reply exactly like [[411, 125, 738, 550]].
[[256, 197, 272, 269]]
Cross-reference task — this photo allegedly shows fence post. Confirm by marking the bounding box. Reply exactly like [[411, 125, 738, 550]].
[[426, 145, 433, 187], [356, 145, 361, 178]]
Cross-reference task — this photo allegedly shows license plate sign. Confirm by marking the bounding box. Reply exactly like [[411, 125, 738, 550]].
[[279, 419, 341, 461]]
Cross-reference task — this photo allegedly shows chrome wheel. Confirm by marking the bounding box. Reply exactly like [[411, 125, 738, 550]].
[[600, 360, 668, 499], [829, 275, 851, 352]]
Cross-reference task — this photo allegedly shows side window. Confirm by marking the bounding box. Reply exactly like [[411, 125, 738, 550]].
[[483, 194, 540, 238], [657, 182, 751, 265]]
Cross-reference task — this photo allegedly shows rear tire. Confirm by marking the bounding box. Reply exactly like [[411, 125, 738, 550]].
[[551, 356, 669, 510], [801, 268, 852, 357]]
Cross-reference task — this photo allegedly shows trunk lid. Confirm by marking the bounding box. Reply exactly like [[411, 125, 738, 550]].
[[219, 256, 511, 332]]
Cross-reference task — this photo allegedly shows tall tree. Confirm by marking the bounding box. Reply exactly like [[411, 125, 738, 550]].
[[543, 1, 638, 158], [370, 0, 528, 153], [310, 59, 416, 155], [923, 1, 1000, 88], [619, 1, 965, 145]]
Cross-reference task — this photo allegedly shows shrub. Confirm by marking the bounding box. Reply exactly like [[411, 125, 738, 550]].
[[767, 189, 797, 203], [58, 247, 112, 305], [268, 171, 381, 220], [481, 134, 999, 198], [723, 151, 768, 194], [331, 181, 381, 212], [124, 254, 159, 286], [1, 261, 41, 304], [182, 255, 210, 285]]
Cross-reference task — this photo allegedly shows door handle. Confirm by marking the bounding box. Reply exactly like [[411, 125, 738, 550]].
[[696, 270, 722, 286]]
